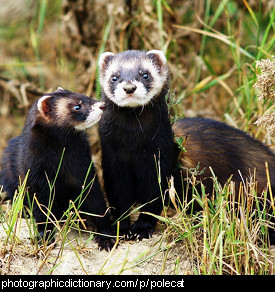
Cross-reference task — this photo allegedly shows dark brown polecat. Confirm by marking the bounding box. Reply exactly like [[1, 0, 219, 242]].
[[0, 88, 115, 251], [98, 49, 275, 244], [98, 50, 179, 240]]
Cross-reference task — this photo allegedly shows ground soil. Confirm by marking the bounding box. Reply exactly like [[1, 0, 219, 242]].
[[0, 217, 192, 275]]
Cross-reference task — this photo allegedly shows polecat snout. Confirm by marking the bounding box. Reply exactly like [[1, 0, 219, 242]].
[[0, 88, 115, 251], [98, 50, 179, 240]]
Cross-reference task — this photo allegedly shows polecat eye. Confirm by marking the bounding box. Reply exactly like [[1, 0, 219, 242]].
[[74, 104, 82, 111], [142, 73, 149, 79], [112, 75, 119, 82]]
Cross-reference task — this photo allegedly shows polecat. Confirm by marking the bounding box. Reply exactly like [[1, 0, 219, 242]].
[[98, 49, 275, 244], [98, 50, 179, 240], [0, 88, 115, 251]]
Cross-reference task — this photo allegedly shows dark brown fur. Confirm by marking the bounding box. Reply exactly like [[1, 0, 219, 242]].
[[173, 118, 275, 193], [0, 89, 115, 251]]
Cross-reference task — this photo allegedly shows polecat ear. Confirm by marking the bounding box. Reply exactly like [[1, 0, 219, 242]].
[[146, 50, 167, 69], [57, 87, 65, 91], [37, 95, 53, 118], [98, 52, 115, 74]]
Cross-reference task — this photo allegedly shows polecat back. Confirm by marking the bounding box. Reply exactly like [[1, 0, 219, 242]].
[[173, 118, 275, 194], [0, 88, 115, 251]]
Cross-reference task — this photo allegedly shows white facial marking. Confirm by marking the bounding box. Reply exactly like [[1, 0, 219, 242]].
[[113, 80, 148, 107], [74, 102, 105, 131], [101, 58, 151, 107], [100, 59, 119, 102], [55, 98, 70, 123], [142, 59, 167, 101], [121, 59, 138, 70]]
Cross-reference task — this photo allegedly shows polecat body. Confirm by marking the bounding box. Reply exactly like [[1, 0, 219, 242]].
[[98, 49, 275, 244], [0, 88, 115, 251], [98, 50, 180, 239], [173, 118, 275, 197]]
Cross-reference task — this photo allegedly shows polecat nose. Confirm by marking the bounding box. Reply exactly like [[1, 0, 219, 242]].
[[123, 82, 137, 94], [99, 103, 106, 110]]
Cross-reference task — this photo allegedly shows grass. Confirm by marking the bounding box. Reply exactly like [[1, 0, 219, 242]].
[[0, 152, 118, 275], [0, 0, 274, 275], [0, 156, 274, 275], [158, 174, 274, 275]]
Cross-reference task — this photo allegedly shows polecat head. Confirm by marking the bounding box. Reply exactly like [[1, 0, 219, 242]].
[[98, 50, 169, 108], [35, 88, 105, 131]]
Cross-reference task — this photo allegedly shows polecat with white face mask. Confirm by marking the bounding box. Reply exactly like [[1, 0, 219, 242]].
[[98, 50, 275, 244], [98, 50, 179, 240], [0, 88, 115, 251]]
